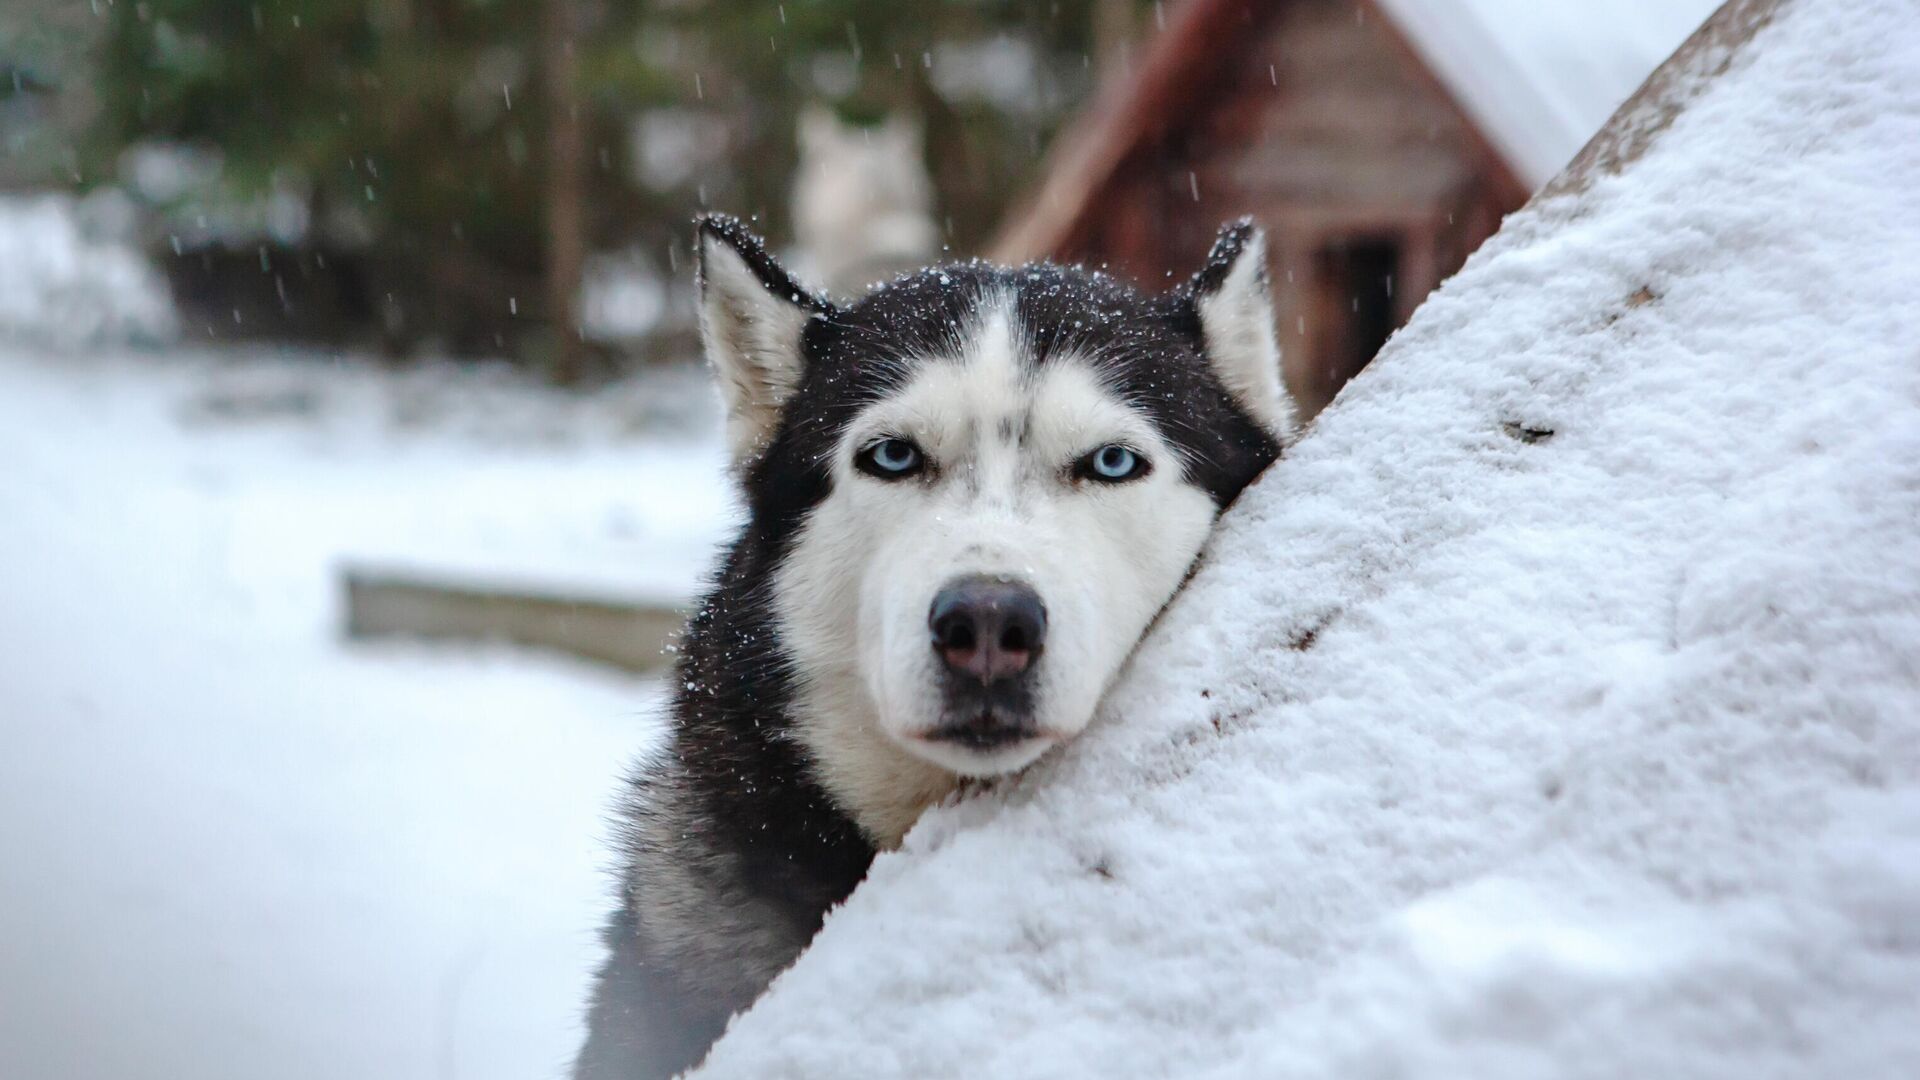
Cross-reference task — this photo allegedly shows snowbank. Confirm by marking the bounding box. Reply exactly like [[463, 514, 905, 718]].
[[0, 194, 178, 348], [700, 1, 1920, 1075]]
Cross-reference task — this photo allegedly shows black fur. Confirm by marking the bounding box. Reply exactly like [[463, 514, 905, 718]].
[[574, 217, 1280, 1078]]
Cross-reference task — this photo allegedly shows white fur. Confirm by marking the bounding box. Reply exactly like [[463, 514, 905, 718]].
[[772, 297, 1219, 846], [1196, 229, 1296, 440], [697, 236, 818, 465]]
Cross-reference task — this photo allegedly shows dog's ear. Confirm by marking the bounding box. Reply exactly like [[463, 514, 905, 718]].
[[1186, 219, 1295, 440], [696, 214, 832, 465]]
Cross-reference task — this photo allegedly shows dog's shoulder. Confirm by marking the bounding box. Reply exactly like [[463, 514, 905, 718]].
[[575, 544, 875, 1079], [575, 743, 866, 1078]]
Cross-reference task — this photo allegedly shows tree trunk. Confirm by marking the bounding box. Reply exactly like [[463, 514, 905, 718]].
[[541, 0, 586, 385], [1092, 0, 1136, 82]]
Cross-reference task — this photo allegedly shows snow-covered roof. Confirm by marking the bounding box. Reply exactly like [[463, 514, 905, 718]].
[[1378, 0, 1722, 187], [704, 0, 1920, 1074]]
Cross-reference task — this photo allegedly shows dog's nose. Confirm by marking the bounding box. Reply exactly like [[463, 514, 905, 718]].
[[929, 576, 1047, 684]]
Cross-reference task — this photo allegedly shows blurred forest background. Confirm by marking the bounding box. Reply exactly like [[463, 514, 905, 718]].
[[1, 0, 1130, 380]]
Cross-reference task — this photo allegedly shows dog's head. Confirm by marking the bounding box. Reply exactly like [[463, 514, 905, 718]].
[[695, 215, 1290, 826]]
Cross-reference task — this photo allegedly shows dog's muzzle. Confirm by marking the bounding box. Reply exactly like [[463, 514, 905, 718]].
[[926, 575, 1046, 750]]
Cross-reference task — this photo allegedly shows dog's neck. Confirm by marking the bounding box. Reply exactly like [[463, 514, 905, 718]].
[[789, 677, 962, 849]]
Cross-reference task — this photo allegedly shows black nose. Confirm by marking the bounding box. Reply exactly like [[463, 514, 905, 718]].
[[929, 576, 1047, 685]]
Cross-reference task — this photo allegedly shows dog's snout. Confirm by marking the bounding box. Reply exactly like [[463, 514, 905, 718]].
[[929, 576, 1047, 684]]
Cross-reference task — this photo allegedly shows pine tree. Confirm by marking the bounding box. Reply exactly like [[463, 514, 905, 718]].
[[86, 0, 1125, 368]]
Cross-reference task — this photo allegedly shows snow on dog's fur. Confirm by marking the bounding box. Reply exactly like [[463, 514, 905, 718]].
[[575, 215, 1291, 1079]]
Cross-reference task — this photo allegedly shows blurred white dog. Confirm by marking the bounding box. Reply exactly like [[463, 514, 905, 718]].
[[790, 107, 940, 295]]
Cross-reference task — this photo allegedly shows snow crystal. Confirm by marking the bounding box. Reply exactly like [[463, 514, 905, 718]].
[[700, 1, 1920, 1076]]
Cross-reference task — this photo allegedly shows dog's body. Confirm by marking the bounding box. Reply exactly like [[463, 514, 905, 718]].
[[575, 216, 1291, 1078]]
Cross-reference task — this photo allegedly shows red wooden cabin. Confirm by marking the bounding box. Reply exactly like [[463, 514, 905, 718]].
[[995, 0, 1712, 417]]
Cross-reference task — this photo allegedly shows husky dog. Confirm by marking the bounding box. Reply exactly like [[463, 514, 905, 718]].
[[575, 214, 1291, 1078]]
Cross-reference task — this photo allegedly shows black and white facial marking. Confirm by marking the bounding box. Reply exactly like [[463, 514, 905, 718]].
[[696, 214, 1291, 845]]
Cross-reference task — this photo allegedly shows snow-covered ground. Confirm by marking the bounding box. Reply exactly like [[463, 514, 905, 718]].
[[703, 1, 1920, 1076], [0, 342, 731, 1079]]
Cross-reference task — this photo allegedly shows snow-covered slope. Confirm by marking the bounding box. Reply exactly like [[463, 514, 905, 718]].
[[700, 1, 1920, 1075]]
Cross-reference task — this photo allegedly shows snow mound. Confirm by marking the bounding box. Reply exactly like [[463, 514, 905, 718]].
[[0, 194, 178, 348], [700, 1, 1920, 1076]]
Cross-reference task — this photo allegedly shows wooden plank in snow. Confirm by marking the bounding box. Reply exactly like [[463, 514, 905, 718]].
[[341, 566, 685, 675]]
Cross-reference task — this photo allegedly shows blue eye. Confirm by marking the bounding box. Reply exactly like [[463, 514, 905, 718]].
[[1079, 444, 1149, 483], [856, 437, 925, 479]]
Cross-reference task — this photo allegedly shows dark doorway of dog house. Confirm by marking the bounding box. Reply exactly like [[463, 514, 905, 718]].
[[1308, 235, 1400, 415]]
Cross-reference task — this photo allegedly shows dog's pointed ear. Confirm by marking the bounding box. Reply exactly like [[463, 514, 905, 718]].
[[696, 214, 832, 465], [1186, 219, 1295, 440]]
